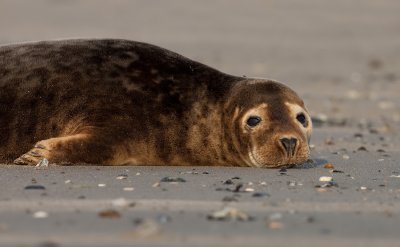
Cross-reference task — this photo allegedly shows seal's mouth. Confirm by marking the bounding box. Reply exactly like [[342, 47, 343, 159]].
[[248, 149, 310, 168], [248, 151, 263, 168]]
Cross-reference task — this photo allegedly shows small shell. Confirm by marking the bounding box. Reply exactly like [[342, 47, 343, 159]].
[[33, 211, 48, 219], [35, 158, 49, 168], [323, 163, 334, 169], [319, 176, 333, 182]]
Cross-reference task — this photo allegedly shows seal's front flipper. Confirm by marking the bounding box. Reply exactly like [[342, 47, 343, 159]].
[[13, 134, 114, 165], [14, 142, 51, 165]]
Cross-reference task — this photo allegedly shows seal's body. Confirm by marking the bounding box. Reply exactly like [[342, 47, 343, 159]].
[[0, 39, 312, 167]]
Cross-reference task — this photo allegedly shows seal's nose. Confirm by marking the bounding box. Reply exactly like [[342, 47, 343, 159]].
[[280, 137, 297, 157]]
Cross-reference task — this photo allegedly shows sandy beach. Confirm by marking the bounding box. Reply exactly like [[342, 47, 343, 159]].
[[0, 0, 399, 246]]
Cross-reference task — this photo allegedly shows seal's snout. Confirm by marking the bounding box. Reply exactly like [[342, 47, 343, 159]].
[[279, 137, 297, 157]]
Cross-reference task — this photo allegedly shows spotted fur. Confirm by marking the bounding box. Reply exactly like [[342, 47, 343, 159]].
[[0, 39, 311, 167]]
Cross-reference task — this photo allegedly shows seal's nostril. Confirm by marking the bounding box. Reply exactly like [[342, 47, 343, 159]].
[[280, 138, 297, 157]]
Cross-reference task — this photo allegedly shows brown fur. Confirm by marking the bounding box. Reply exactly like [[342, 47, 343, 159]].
[[0, 39, 311, 167]]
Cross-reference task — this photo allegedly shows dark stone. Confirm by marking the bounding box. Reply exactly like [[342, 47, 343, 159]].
[[24, 185, 46, 190], [160, 177, 186, 182]]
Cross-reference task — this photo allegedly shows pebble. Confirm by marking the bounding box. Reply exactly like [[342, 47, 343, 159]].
[[268, 221, 284, 230], [35, 158, 49, 168], [133, 218, 144, 226], [223, 179, 234, 185], [252, 192, 270, 198], [342, 155, 350, 160], [306, 159, 315, 164], [24, 185, 46, 190], [179, 171, 195, 175], [306, 216, 316, 223], [160, 177, 186, 183], [319, 176, 333, 182], [98, 209, 121, 219], [111, 198, 130, 207], [357, 146, 368, 152], [354, 133, 363, 138], [268, 213, 283, 221], [157, 214, 171, 224], [278, 168, 288, 175], [116, 174, 128, 180], [98, 184, 106, 187], [323, 163, 334, 169], [123, 187, 135, 191], [33, 211, 48, 219], [233, 184, 243, 192], [320, 181, 338, 188], [360, 186, 367, 190], [207, 207, 251, 221], [325, 137, 335, 145], [244, 187, 255, 192], [222, 196, 239, 202]]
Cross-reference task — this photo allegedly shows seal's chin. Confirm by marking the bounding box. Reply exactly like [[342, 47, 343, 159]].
[[248, 150, 310, 168]]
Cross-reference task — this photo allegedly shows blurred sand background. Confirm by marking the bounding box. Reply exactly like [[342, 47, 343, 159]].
[[1, 0, 400, 125], [1, 1, 400, 246]]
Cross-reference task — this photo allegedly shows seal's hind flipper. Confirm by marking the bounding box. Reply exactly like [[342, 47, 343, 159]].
[[13, 134, 113, 165]]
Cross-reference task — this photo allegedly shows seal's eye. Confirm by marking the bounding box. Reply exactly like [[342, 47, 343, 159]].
[[246, 116, 262, 127], [296, 113, 308, 127]]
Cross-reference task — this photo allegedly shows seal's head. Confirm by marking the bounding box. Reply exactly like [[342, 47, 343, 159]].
[[224, 79, 312, 168]]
